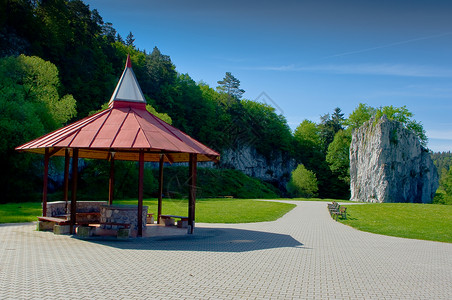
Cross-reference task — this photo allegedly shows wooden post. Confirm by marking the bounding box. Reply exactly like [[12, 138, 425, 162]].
[[157, 154, 164, 224], [70, 148, 79, 234], [63, 148, 70, 214], [188, 153, 197, 234], [109, 153, 115, 205], [137, 150, 144, 237], [42, 148, 50, 217]]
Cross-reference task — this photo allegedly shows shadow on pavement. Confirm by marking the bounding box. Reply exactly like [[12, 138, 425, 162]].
[[74, 227, 304, 253]]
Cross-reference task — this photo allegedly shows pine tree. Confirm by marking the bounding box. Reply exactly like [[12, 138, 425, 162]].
[[126, 31, 135, 47], [216, 72, 245, 100]]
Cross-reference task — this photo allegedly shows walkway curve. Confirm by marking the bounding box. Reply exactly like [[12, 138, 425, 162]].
[[0, 201, 451, 299]]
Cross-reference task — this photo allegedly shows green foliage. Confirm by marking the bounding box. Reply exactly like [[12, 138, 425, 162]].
[[159, 167, 279, 199], [78, 160, 158, 200], [75, 163, 278, 201], [293, 117, 349, 199], [3, 1, 434, 203], [346, 103, 376, 129], [0, 55, 76, 202], [432, 152, 452, 205], [340, 203, 452, 243], [125, 31, 135, 47], [294, 120, 323, 149], [287, 164, 319, 198], [216, 72, 245, 100], [441, 168, 452, 195], [145, 104, 172, 124], [326, 130, 352, 185], [433, 191, 452, 205], [241, 100, 293, 156], [431, 151, 452, 172], [320, 107, 345, 151], [348, 103, 428, 147]]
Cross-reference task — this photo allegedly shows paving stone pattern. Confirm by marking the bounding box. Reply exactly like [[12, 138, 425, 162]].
[[1, 201, 451, 299]]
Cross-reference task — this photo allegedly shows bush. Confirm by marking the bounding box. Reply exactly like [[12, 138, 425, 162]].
[[286, 164, 319, 198]]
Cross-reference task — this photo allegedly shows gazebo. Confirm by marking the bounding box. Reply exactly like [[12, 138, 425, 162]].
[[16, 55, 220, 236]]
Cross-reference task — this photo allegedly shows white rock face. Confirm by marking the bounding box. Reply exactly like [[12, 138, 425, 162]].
[[350, 116, 438, 203], [221, 145, 296, 186]]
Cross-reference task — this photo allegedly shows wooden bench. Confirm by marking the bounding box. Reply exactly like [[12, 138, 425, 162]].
[[160, 215, 189, 228], [328, 202, 347, 221], [37, 216, 70, 232], [37, 216, 70, 225]]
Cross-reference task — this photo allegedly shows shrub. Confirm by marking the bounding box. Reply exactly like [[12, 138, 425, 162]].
[[286, 164, 319, 198]]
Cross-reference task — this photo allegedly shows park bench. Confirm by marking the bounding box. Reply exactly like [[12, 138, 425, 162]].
[[160, 215, 189, 228], [328, 202, 347, 221], [37, 216, 70, 225], [37, 216, 71, 233]]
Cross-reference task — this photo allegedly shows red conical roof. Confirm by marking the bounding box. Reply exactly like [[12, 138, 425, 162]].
[[16, 56, 220, 163]]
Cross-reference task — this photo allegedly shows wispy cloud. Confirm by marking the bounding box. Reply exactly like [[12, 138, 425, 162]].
[[324, 32, 452, 59], [245, 63, 452, 77], [427, 130, 452, 141]]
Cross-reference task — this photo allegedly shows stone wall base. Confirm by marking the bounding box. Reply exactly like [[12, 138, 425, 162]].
[[54, 225, 70, 235]]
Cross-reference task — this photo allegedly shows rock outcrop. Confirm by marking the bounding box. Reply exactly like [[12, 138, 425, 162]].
[[220, 145, 296, 188], [350, 115, 438, 203]]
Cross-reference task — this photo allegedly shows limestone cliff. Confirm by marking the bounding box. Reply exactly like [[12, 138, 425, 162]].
[[350, 115, 438, 203], [220, 146, 296, 188]]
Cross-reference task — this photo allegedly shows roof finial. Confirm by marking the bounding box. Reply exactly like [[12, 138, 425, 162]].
[[108, 54, 146, 107], [126, 54, 132, 68]]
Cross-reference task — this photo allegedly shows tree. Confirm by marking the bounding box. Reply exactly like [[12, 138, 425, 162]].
[[216, 72, 245, 100], [326, 130, 352, 184], [347, 103, 428, 147], [320, 107, 344, 151], [346, 103, 376, 130], [0, 55, 76, 202], [241, 99, 293, 157], [293, 119, 323, 167], [126, 31, 135, 47], [116, 33, 124, 43], [286, 164, 319, 198], [294, 120, 323, 151]]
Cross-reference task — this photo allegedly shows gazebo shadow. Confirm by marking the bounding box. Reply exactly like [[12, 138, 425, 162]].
[[74, 227, 304, 253]]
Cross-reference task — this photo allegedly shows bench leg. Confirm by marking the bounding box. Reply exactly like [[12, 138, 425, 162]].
[[117, 228, 130, 239], [76, 226, 94, 238], [161, 217, 175, 226], [54, 224, 71, 235], [37, 221, 54, 231]]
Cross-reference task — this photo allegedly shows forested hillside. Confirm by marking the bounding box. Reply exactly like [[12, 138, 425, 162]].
[[0, 0, 438, 203]]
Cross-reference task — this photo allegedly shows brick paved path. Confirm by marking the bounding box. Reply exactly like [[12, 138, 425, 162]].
[[1, 201, 451, 299]]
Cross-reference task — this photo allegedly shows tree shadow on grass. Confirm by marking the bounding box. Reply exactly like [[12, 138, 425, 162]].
[[74, 227, 304, 253]]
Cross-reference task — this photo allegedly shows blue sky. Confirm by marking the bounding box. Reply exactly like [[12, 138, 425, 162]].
[[84, 0, 452, 152]]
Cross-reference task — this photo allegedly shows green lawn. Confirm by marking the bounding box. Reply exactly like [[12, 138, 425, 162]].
[[0, 202, 43, 224], [0, 199, 295, 224], [338, 203, 452, 243], [117, 198, 295, 223]]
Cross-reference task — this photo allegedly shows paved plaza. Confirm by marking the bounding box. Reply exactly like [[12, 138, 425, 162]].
[[1, 201, 451, 299]]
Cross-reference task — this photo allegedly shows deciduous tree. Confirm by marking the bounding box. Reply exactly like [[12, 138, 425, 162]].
[[286, 164, 319, 198]]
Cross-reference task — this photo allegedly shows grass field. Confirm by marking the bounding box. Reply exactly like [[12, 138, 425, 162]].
[[338, 203, 452, 243], [2, 199, 451, 243], [117, 198, 295, 223], [0, 199, 295, 224]]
